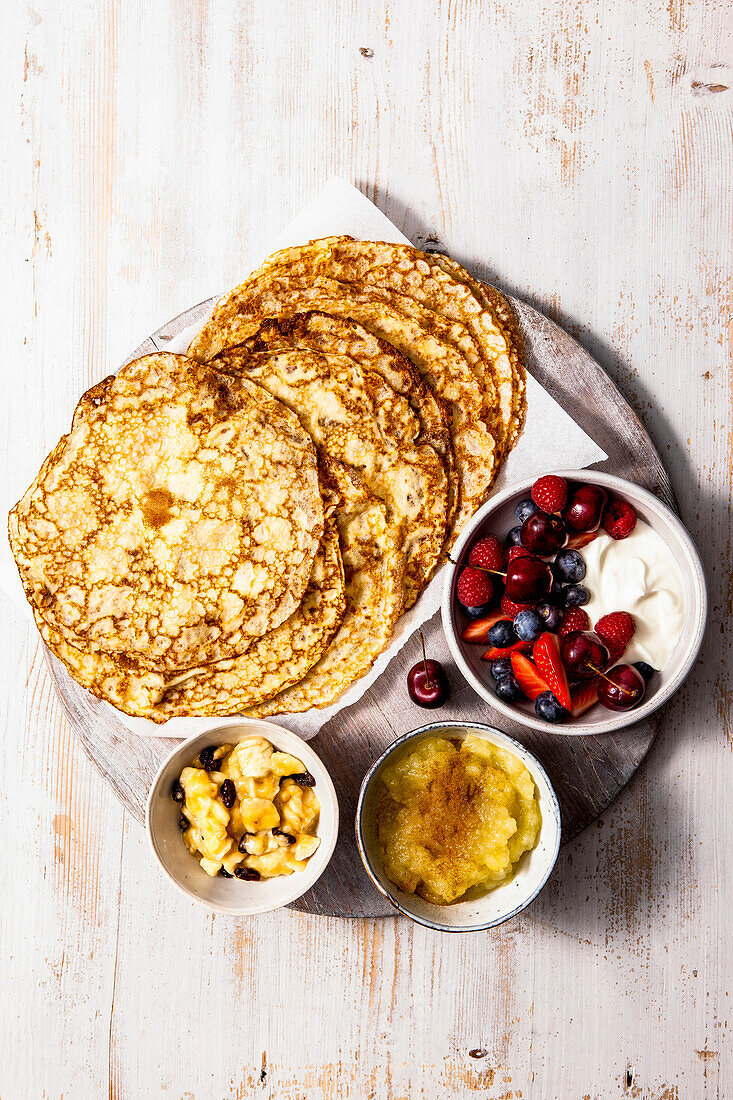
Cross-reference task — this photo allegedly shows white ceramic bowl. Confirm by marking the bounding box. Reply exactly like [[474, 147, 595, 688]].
[[442, 470, 707, 735], [355, 721, 561, 932], [146, 718, 338, 915]]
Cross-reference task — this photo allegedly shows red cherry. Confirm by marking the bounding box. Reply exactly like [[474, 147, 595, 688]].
[[407, 632, 450, 708], [560, 631, 610, 680], [562, 484, 608, 533], [504, 557, 552, 603], [520, 510, 567, 555], [597, 664, 645, 711]]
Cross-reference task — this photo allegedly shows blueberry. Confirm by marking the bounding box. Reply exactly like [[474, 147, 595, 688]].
[[513, 609, 543, 642], [536, 601, 562, 630], [535, 691, 569, 723], [516, 499, 539, 524], [563, 584, 590, 608], [549, 580, 566, 605], [554, 549, 586, 584], [464, 601, 494, 620], [487, 620, 517, 648], [505, 525, 523, 549], [633, 661, 656, 684], [489, 658, 513, 681], [496, 675, 523, 703]]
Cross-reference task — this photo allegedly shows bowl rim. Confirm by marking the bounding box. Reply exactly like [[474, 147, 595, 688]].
[[145, 716, 339, 916], [355, 720, 562, 932], [442, 469, 708, 736]]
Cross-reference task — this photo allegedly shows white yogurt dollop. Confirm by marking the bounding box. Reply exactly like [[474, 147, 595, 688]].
[[581, 520, 686, 671]]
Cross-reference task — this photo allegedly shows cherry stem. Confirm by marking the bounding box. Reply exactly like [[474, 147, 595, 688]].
[[447, 555, 506, 580], [419, 631, 433, 691], [587, 663, 635, 698]]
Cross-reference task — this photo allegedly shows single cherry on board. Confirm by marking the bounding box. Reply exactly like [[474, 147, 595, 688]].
[[562, 484, 608, 533], [520, 510, 567, 555], [504, 556, 553, 603], [597, 664, 646, 711], [407, 632, 450, 708], [560, 630, 610, 680]]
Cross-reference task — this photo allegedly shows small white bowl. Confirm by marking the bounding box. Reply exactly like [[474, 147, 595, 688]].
[[442, 470, 707, 736], [355, 722, 561, 932], [146, 718, 338, 915]]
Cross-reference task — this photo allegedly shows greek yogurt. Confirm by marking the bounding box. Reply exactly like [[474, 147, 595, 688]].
[[582, 520, 686, 670]]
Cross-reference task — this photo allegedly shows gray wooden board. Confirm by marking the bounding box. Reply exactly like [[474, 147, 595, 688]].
[[45, 291, 675, 918]]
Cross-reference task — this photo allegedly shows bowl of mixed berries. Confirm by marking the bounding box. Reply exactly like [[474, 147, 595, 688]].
[[442, 470, 707, 734]]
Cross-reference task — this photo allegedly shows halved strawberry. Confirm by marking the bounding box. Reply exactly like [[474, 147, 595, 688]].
[[532, 631, 572, 709], [482, 639, 532, 661], [570, 677, 600, 718], [510, 652, 551, 700], [566, 529, 598, 551], [461, 611, 509, 644]]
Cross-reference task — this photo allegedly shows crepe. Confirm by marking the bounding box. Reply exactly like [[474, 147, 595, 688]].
[[36, 517, 346, 720], [248, 458, 403, 717], [9, 353, 323, 671], [189, 270, 499, 537], [213, 331, 449, 609]]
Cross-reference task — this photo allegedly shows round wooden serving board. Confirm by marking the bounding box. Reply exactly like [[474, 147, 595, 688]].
[[46, 291, 677, 918]]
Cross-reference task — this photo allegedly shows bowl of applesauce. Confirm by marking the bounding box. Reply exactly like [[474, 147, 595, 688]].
[[355, 722, 561, 931]]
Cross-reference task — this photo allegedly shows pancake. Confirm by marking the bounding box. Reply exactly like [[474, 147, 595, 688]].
[[241, 311, 457, 532], [38, 517, 346, 720], [247, 458, 403, 717], [9, 353, 323, 671], [189, 272, 499, 538], [212, 336, 448, 608], [250, 237, 525, 456]]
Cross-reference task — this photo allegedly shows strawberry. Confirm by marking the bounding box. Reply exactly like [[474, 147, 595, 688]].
[[566, 529, 598, 551], [570, 677, 600, 718], [507, 545, 531, 562], [461, 611, 508, 644], [469, 535, 506, 572], [558, 608, 591, 636], [531, 475, 568, 514], [457, 567, 493, 608], [482, 639, 532, 661], [602, 499, 637, 540], [510, 652, 551, 701], [532, 631, 571, 709], [501, 595, 535, 616], [594, 611, 635, 660]]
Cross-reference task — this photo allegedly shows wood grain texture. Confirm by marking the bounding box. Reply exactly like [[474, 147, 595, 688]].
[[46, 291, 669, 918], [1, 0, 731, 1097]]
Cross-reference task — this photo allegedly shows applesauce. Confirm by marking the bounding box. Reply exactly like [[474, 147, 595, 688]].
[[376, 734, 541, 904]]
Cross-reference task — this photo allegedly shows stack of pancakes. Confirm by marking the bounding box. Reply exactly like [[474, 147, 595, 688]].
[[9, 237, 525, 721]]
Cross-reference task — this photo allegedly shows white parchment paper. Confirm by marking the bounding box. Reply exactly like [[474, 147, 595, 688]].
[[0, 177, 607, 738]]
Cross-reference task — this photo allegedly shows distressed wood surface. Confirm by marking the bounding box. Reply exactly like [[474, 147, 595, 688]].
[[1, 1, 731, 1097], [46, 291, 670, 918]]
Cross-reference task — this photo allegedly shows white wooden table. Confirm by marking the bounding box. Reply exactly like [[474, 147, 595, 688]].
[[2, 3, 730, 1096]]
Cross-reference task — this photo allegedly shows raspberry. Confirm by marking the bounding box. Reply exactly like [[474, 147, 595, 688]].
[[531, 475, 568, 514], [501, 595, 535, 616], [602, 499, 637, 540], [595, 611, 636, 660], [468, 535, 506, 572], [507, 545, 531, 562], [558, 608, 591, 636], [457, 567, 493, 608]]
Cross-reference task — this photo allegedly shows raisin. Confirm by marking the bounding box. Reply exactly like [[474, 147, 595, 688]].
[[198, 746, 218, 770], [238, 835, 250, 854], [178, 815, 188, 831], [171, 780, 185, 803], [291, 771, 316, 787], [220, 779, 236, 808], [274, 828, 296, 845], [219, 868, 233, 878], [234, 866, 261, 881]]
